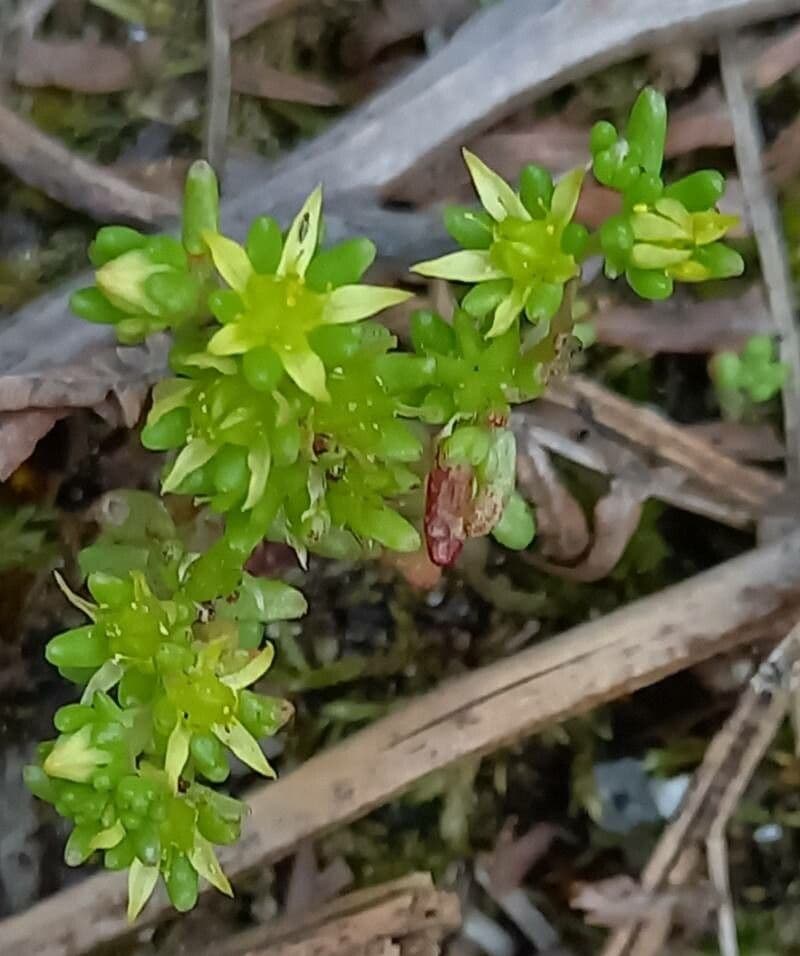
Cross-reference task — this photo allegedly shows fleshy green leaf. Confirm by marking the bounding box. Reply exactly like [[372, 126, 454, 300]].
[[487, 287, 526, 338], [323, 285, 413, 324], [80, 660, 123, 705], [166, 721, 191, 792], [162, 439, 217, 493], [189, 834, 233, 897], [54, 571, 97, 619], [462, 149, 529, 222], [128, 859, 159, 923], [221, 575, 308, 623], [213, 719, 276, 778], [221, 644, 275, 691], [411, 250, 505, 282], [203, 231, 253, 293], [277, 185, 323, 278], [549, 167, 585, 227]]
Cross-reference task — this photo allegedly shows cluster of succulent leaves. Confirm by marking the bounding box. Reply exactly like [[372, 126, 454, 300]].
[[26, 493, 303, 919], [709, 334, 787, 420], [589, 88, 744, 299], [31, 87, 743, 919]]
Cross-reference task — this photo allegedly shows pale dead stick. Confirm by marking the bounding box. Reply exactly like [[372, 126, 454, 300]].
[[600, 624, 800, 956]]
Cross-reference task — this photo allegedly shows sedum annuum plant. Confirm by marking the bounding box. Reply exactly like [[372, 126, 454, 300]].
[[29, 88, 741, 919]]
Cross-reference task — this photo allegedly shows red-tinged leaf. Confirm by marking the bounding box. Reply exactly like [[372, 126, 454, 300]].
[[423, 462, 473, 567]]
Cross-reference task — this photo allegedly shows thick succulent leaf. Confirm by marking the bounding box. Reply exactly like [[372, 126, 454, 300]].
[[462, 149, 529, 221], [202, 231, 253, 293], [221, 644, 275, 691], [166, 721, 191, 792], [277, 185, 323, 278], [162, 438, 217, 493], [128, 859, 159, 923], [213, 719, 276, 778], [221, 574, 308, 623], [411, 250, 505, 282], [323, 285, 412, 324], [189, 835, 233, 897]]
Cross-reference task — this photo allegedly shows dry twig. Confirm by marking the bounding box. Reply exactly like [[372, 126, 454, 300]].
[[720, 32, 800, 491], [210, 874, 460, 956], [205, 0, 232, 180], [600, 623, 800, 956], [0, 100, 177, 223]]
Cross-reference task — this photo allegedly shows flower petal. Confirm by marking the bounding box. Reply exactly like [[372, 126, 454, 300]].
[[213, 719, 276, 778], [324, 285, 413, 324], [189, 835, 233, 897], [54, 570, 97, 620], [654, 197, 692, 233], [279, 344, 329, 401], [487, 287, 526, 338], [202, 231, 253, 293], [244, 437, 271, 511], [277, 185, 323, 278], [148, 379, 194, 426], [165, 720, 191, 792], [631, 211, 689, 243], [631, 244, 692, 269], [221, 643, 275, 691], [667, 258, 711, 281], [89, 820, 125, 851], [162, 438, 217, 493], [549, 167, 585, 227], [462, 149, 529, 222], [207, 322, 257, 356], [80, 659, 123, 705], [692, 211, 739, 246], [128, 859, 159, 923], [179, 353, 237, 374], [411, 250, 505, 282]]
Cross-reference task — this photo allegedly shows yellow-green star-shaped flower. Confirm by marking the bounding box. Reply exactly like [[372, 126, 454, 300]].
[[628, 196, 740, 280], [203, 187, 412, 402], [411, 150, 584, 338]]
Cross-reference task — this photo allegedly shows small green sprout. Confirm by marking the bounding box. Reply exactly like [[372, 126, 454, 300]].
[[710, 334, 787, 419], [591, 88, 744, 299]]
